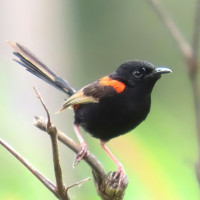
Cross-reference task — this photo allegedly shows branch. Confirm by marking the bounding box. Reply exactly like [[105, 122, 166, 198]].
[[145, 0, 193, 68], [0, 138, 93, 200], [0, 88, 94, 200], [191, 0, 200, 184], [145, 0, 200, 185], [66, 177, 91, 192], [0, 138, 58, 198], [33, 116, 106, 178], [33, 95, 129, 199], [34, 87, 68, 199]]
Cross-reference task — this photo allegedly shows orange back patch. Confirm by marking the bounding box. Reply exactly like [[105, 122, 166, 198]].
[[99, 76, 126, 93]]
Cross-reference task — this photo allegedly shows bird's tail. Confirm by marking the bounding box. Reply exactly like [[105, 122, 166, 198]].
[[7, 41, 76, 96]]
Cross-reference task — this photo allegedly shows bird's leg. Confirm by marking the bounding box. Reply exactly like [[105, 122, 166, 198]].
[[100, 140, 125, 187], [73, 124, 88, 166]]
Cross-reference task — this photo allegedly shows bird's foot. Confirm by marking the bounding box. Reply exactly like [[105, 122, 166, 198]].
[[112, 165, 126, 189], [73, 142, 88, 167]]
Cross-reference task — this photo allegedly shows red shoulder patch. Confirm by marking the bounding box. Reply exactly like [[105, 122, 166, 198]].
[[99, 76, 126, 93]]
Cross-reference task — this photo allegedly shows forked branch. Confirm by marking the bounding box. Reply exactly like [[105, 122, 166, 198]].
[[34, 87, 69, 199]]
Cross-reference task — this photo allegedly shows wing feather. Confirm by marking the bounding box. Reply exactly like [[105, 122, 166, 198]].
[[56, 77, 122, 113], [57, 87, 98, 113]]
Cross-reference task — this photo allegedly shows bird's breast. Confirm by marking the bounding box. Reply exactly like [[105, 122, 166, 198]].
[[74, 90, 151, 141]]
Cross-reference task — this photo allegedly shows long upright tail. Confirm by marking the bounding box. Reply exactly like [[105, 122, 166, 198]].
[[7, 41, 76, 96]]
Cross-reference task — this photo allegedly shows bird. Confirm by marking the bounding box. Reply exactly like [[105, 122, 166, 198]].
[[7, 41, 172, 186]]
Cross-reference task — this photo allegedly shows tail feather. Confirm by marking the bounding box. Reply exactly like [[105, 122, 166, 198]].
[[7, 41, 76, 96]]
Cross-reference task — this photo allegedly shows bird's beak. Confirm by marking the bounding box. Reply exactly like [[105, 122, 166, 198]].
[[154, 67, 172, 74], [147, 67, 172, 78]]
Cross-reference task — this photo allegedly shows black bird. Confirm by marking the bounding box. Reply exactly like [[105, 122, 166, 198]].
[[8, 41, 172, 185]]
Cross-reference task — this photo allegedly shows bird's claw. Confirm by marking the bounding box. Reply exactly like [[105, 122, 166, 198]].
[[112, 165, 126, 189], [73, 143, 88, 167]]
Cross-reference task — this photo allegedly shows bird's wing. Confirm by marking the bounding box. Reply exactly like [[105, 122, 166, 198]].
[[57, 76, 125, 113], [57, 86, 98, 113]]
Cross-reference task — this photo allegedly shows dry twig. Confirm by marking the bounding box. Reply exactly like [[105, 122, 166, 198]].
[[0, 138, 58, 197], [34, 87, 68, 199]]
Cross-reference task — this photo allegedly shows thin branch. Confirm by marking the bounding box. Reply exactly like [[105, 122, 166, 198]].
[[50, 128, 67, 198], [192, 0, 200, 140], [145, 0, 193, 64], [34, 87, 51, 127], [0, 138, 57, 197], [34, 87, 68, 199], [34, 116, 129, 200], [66, 177, 91, 192], [145, 0, 200, 186], [191, 0, 200, 184], [33, 116, 106, 178]]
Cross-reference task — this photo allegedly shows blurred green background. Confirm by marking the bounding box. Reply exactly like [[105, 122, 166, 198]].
[[0, 0, 200, 199]]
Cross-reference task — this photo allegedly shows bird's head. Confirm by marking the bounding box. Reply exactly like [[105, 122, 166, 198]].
[[111, 60, 172, 91]]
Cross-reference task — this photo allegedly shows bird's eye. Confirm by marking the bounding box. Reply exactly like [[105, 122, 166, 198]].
[[133, 68, 146, 78]]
